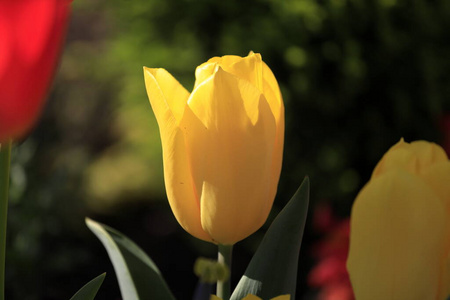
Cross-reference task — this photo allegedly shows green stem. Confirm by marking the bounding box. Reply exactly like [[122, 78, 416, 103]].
[[217, 244, 233, 300], [0, 140, 12, 300]]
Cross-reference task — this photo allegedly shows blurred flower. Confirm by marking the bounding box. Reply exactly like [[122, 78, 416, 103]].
[[144, 52, 284, 244], [308, 204, 354, 300], [210, 295, 290, 300], [347, 139, 450, 299], [0, 0, 71, 142]]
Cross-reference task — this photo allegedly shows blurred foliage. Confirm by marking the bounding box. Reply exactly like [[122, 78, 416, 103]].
[[5, 0, 450, 299]]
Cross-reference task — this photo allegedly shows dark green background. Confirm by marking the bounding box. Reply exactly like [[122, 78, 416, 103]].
[[5, 0, 450, 299]]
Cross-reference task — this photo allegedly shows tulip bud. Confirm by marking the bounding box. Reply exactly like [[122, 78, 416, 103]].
[[347, 139, 450, 299], [0, 0, 71, 142], [143, 52, 284, 245]]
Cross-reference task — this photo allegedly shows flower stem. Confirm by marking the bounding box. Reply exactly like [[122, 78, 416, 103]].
[[217, 244, 233, 300], [0, 140, 12, 300]]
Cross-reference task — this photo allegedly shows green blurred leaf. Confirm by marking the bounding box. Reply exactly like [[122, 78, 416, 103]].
[[85, 218, 176, 300], [69, 273, 105, 300], [194, 258, 229, 284], [230, 177, 310, 300]]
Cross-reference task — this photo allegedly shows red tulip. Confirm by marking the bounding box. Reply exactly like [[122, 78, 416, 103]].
[[0, 0, 71, 142]]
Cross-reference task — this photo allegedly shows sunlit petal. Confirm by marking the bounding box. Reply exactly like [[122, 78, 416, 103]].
[[144, 67, 212, 242], [143, 68, 190, 124], [182, 67, 276, 244]]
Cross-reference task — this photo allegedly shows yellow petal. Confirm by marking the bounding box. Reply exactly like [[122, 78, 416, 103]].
[[439, 251, 450, 300], [271, 295, 291, 300], [194, 53, 262, 90], [194, 54, 284, 222], [240, 294, 290, 300], [181, 67, 277, 244], [143, 67, 189, 124], [242, 295, 262, 300], [371, 139, 417, 178], [210, 296, 222, 300], [420, 162, 450, 300], [260, 61, 284, 218], [194, 61, 219, 90], [143, 67, 212, 242], [194, 55, 244, 89], [224, 54, 286, 207], [408, 140, 448, 168], [420, 161, 450, 215], [221, 53, 264, 92], [207, 55, 243, 65], [347, 169, 447, 300], [372, 139, 448, 179], [261, 60, 283, 123]]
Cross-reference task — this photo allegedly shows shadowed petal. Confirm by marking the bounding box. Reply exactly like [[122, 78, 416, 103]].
[[347, 169, 447, 300]]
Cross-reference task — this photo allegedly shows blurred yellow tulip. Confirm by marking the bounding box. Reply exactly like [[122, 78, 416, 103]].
[[347, 139, 450, 299], [210, 295, 290, 300], [143, 52, 284, 244]]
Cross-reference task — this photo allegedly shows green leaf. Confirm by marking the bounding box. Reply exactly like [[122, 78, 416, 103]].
[[86, 218, 176, 300], [230, 177, 310, 300], [69, 273, 105, 300]]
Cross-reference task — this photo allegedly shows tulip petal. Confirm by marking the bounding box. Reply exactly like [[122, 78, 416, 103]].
[[420, 161, 450, 299], [194, 53, 262, 90], [193, 55, 243, 89], [0, 0, 71, 142], [240, 294, 290, 300], [194, 54, 284, 221], [373, 139, 449, 179], [409, 140, 448, 166], [194, 62, 219, 90], [347, 169, 447, 300], [271, 295, 290, 300], [144, 68, 189, 124], [420, 161, 450, 215], [16, 0, 56, 65], [441, 252, 450, 300], [144, 68, 213, 242], [182, 67, 277, 244], [222, 53, 264, 92], [0, 11, 12, 79], [261, 62, 284, 217], [372, 146, 418, 178], [242, 295, 262, 300], [225, 54, 285, 214]]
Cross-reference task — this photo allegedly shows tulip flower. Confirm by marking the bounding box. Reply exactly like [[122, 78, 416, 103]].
[[0, 0, 71, 142], [144, 52, 284, 245], [347, 139, 450, 299]]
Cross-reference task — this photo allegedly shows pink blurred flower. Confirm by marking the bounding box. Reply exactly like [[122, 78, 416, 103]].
[[308, 204, 354, 300]]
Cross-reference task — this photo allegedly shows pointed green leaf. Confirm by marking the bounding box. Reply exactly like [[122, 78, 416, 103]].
[[69, 273, 105, 300], [86, 218, 176, 300], [230, 177, 310, 300]]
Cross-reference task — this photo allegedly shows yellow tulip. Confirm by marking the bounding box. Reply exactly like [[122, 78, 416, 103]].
[[347, 139, 450, 299], [210, 294, 290, 300], [143, 52, 284, 245]]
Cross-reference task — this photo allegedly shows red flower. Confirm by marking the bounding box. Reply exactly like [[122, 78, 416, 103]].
[[309, 204, 355, 300], [0, 0, 71, 142]]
